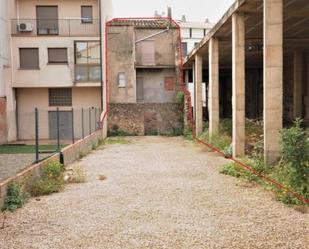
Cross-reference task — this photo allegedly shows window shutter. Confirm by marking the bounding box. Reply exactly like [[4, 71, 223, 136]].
[[20, 48, 39, 69], [81, 6, 93, 23], [141, 41, 155, 65], [48, 48, 68, 63]]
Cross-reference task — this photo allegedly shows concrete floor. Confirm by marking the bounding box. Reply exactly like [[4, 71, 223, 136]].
[[0, 136, 308, 249]]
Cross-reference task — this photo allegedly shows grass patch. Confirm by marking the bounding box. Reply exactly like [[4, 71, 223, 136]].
[[105, 137, 130, 145], [29, 161, 65, 196], [0, 144, 67, 154]]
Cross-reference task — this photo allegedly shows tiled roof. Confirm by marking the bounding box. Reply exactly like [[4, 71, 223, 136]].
[[109, 18, 178, 28]]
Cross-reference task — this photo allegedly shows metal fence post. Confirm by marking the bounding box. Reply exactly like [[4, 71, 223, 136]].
[[71, 108, 75, 144], [57, 107, 60, 151], [35, 108, 39, 163], [82, 108, 84, 139], [95, 108, 97, 131], [89, 107, 91, 135]]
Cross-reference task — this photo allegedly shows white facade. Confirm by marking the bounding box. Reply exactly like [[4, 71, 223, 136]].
[[178, 18, 214, 108], [0, 0, 9, 98], [0, 0, 113, 143]]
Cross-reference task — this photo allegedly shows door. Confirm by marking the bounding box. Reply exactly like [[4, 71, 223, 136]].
[[49, 111, 73, 140], [36, 6, 59, 35], [137, 76, 144, 102]]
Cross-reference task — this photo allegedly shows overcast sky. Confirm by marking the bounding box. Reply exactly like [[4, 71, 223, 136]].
[[113, 0, 235, 23]]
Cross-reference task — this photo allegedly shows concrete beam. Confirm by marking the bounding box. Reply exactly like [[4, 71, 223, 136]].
[[293, 51, 303, 119], [232, 13, 246, 157], [263, 0, 283, 164], [208, 38, 220, 136], [194, 54, 203, 136]]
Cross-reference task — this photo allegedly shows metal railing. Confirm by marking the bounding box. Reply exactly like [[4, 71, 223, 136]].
[[11, 19, 100, 37]]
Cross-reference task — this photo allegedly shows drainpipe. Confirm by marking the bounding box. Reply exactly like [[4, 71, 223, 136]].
[[98, 0, 103, 110]]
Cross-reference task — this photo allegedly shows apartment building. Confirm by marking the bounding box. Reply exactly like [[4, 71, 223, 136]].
[[4, 0, 112, 142], [107, 18, 183, 135], [0, 0, 10, 143], [178, 17, 214, 113], [178, 16, 213, 58]]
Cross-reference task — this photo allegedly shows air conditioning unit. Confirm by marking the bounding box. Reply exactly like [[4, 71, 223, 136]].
[[17, 23, 33, 32]]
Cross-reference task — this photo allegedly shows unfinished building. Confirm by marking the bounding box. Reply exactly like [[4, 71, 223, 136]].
[[107, 18, 182, 135], [183, 0, 309, 164]]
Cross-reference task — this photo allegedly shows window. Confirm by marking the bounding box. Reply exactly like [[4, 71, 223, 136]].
[[75, 41, 100, 82], [141, 41, 155, 65], [49, 88, 72, 106], [181, 42, 187, 57], [81, 6, 93, 23], [118, 73, 126, 88], [48, 48, 68, 64], [19, 48, 39, 69], [36, 6, 59, 35], [189, 28, 192, 38], [164, 77, 174, 91]]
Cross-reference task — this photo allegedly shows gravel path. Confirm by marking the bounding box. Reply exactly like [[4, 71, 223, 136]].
[[0, 136, 308, 249]]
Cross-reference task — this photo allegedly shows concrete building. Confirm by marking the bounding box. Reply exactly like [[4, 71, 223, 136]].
[[107, 18, 183, 135], [178, 17, 214, 115], [0, 0, 10, 143], [1, 0, 112, 142], [183, 0, 309, 164]]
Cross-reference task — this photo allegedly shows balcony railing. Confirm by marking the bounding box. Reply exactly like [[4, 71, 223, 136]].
[[11, 19, 100, 37], [75, 65, 101, 83]]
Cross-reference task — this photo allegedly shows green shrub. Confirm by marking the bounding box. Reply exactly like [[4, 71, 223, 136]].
[[29, 161, 65, 196], [183, 128, 193, 141], [2, 183, 29, 212], [176, 91, 185, 105], [219, 119, 232, 137], [279, 119, 309, 203]]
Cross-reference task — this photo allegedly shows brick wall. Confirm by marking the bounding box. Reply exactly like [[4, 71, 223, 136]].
[[108, 103, 183, 136]]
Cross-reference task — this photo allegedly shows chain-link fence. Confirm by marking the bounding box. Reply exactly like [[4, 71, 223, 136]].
[[16, 107, 102, 163]]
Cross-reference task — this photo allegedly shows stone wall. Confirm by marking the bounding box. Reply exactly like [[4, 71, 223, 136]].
[[108, 103, 183, 136]]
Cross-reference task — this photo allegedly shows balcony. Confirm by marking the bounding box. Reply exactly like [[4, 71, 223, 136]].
[[11, 19, 100, 37], [75, 65, 101, 83]]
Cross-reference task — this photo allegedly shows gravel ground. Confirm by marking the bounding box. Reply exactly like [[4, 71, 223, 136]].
[[0, 136, 308, 249]]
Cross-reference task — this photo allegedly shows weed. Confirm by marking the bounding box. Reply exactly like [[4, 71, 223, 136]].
[[29, 161, 65, 196], [79, 151, 87, 159], [2, 183, 29, 212], [65, 165, 87, 184]]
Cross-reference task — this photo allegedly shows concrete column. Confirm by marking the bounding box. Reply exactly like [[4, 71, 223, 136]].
[[232, 13, 245, 157], [184, 69, 189, 89], [194, 53, 203, 136], [293, 51, 303, 119], [208, 38, 219, 136], [263, 0, 283, 164]]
